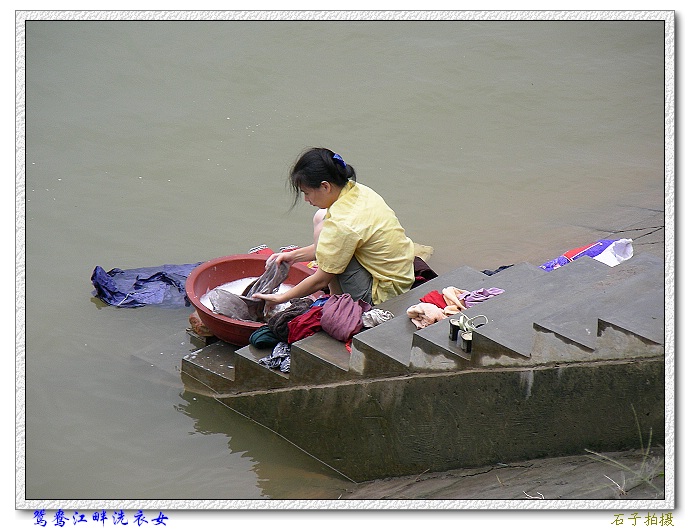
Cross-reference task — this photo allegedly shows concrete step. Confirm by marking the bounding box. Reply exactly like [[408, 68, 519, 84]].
[[413, 253, 663, 364], [353, 265, 495, 373], [289, 331, 355, 383], [233, 344, 291, 392], [594, 252, 665, 346], [411, 258, 618, 362], [181, 341, 237, 395], [599, 288, 665, 345], [473, 257, 620, 357], [410, 297, 509, 371], [181, 339, 294, 395], [351, 315, 418, 376], [534, 252, 664, 349], [410, 262, 551, 361], [594, 315, 666, 359]]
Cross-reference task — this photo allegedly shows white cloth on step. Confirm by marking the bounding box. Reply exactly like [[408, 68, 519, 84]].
[[362, 308, 395, 328]]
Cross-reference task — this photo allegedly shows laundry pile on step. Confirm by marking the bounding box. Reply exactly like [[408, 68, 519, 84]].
[[406, 286, 505, 329], [250, 293, 395, 373]]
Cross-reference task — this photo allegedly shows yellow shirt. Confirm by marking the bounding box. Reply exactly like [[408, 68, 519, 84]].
[[316, 181, 415, 305]]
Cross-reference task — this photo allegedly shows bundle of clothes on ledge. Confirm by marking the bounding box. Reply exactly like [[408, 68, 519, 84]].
[[246, 293, 394, 373]]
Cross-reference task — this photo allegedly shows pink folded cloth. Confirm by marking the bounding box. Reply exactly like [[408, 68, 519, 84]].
[[406, 302, 448, 329]]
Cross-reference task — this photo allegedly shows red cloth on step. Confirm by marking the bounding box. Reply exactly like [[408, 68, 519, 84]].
[[287, 306, 323, 344], [419, 290, 447, 309]]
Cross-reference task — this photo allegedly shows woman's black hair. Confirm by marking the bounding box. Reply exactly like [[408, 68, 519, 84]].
[[289, 147, 356, 207]]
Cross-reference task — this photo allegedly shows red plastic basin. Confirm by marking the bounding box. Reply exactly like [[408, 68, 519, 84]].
[[186, 254, 314, 346]]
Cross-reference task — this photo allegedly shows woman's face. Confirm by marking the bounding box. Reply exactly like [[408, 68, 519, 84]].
[[300, 182, 337, 209]]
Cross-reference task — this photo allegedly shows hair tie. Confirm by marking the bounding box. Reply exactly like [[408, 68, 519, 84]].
[[332, 153, 346, 168]]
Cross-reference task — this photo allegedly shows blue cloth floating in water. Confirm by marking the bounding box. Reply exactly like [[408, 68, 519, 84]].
[[91, 263, 202, 307]]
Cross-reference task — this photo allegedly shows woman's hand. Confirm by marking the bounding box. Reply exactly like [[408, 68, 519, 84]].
[[253, 267, 334, 312], [266, 245, 316, 269], [252, 292, 286, 312], [266, 251, 294, 269]]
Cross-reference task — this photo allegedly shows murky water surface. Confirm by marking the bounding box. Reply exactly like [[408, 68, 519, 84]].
[[22, 17, 665, 501]]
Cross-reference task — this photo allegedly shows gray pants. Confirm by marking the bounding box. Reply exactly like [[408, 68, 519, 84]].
[[335, 256, 373, 305]]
